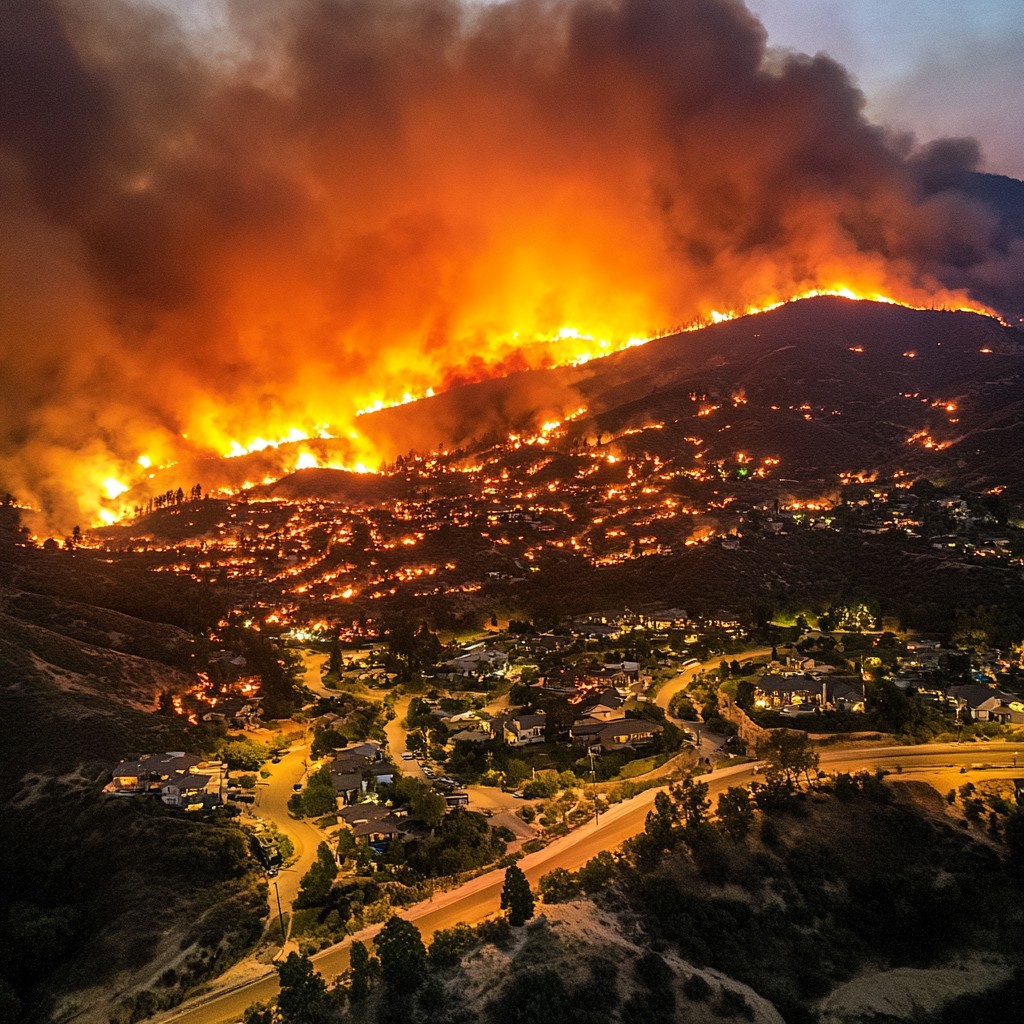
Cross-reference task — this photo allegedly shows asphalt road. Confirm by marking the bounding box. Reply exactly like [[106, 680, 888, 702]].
[[155, 739, 1024, 1024], [246, 745, 326, 944], [654, 646, 774, 716]]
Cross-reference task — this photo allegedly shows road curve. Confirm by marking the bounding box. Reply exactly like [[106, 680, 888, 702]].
[[654, 646, 773, 715]]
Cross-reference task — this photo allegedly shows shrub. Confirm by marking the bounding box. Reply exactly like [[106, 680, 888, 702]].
[[538, 868, 580, 903], [429, 923, 477, 970], [683, 974, 712, 1001]]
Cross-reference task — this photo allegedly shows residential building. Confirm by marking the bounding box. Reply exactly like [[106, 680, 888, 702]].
[[103, 752, 226, 810]]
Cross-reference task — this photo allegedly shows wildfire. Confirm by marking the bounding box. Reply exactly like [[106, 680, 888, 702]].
[[74, 284, 1001, 532]]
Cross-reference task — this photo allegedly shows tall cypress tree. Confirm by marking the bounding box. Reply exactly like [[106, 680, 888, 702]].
[[500, 865, 535, 926]]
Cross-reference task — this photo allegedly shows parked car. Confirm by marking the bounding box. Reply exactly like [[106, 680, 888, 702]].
[[292, 783, 303, 792], [401, 751, 415, 760]]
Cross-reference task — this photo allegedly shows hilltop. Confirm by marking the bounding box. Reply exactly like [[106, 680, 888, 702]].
[[151, 296, 1022, 504]]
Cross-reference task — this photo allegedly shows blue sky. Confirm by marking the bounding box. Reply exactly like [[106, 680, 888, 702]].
[[747, 0, 1024, 177]]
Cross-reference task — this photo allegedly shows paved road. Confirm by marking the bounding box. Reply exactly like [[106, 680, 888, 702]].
[[155, 740, 1024, 1024], [246, 745, 325, 944], [654, 646, 773, 717], [297, 649, 331, 699]]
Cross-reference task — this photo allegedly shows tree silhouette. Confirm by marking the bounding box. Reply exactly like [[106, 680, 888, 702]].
[[276, 952, 332, 1024], [500, 864, 535, 926], [374, 916, 427, 992]]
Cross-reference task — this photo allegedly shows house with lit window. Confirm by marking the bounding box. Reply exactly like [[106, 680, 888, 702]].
[[104, 752, 226, 810], [487, 711, 547, 746]]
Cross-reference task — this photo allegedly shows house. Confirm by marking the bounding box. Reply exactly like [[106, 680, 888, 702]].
[[337, 804, 418, 849], [575, 687, 626, 721], [946, 684, 1020, 721], [445, 647, 509, 678], [104, 752, 226, 810], [569, 717, 607, 744], [201, 695, 263, 730], [329, 744, 395, 806], [984, 702, 1024, 726], [823, 677, 866, 713], [592, 718, 664, 752], [752, 675, 821, 710], [161, 774, 215, 811], [538, 667, 596, 696], [447, 727, 491, 746], [648, 608, 689, 629], [488, 712, 547, 746]]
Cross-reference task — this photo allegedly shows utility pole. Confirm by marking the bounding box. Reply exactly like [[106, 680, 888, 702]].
[[588, 746, 601, 825], [272, 878, 286, 946]]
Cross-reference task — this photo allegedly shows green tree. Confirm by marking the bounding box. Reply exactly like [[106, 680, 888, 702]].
[[294, 842, 338, 909], [428, 923, 477, 969], [374, 916, 427, 991], [756, 729, 820, 787], [299, 767, 339, 818], [577, 851, 616, 892], [0, 981, 22, 1024], [488, 969, 572, 1024], [220, 739, 269, 771], [348, 939, 376, 1001], [644, 791, 679, 848], [242, 1003, 275, 1024], [538, 867, 580, 903], [500, 864, 535, 926], [276, 952, 331, 1024], [670, 777, 710, 829], [327, 636, 342, 678], [409, 784, 447, 828], [716, 786, 754, 841]]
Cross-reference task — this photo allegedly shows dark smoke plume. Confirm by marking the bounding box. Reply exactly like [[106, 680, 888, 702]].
[[1, 0, 1021, 526]]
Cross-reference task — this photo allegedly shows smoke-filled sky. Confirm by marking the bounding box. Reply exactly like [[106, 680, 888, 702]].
[[2, 0, 1023, 528], [748, 1, 1024, 180]]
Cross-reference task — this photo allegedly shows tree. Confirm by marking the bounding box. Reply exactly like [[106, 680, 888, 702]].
[[299, 767, 339, 818], [276, 952, 331, 1024], [428, 923, 477, 969], [538, 867, 580, 903], [644, 791, 679, 848], [348, 939, 376, 1001], [670, 777, 710, 829], [375, 917, 427, 991], [408, 784, 447, 828], [577, 850, 616, 892], [242, 1003, 274, 1024], [756, 729, 819, 787], [294, 843, 338, 908], [500, 864, 535, 926], [716, 786, 754, 840], [327, 636, 342, 678], [220, 739, 269, 771]]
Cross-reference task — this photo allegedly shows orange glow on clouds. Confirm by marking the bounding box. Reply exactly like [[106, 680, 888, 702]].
[[0, 0, 1013, 530]]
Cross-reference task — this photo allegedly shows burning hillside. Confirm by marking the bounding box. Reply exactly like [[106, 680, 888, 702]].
[[2, 0, 1024, 528]]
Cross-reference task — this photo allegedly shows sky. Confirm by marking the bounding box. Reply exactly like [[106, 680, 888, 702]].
[[158, 0, 1024, 178], [747, 0, 1024, 179]]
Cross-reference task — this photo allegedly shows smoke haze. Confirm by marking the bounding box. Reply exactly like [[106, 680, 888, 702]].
[[1, 0, 1021, 527]]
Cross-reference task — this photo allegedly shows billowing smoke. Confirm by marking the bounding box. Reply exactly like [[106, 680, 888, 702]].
[[1, 0, 1021, 527]]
